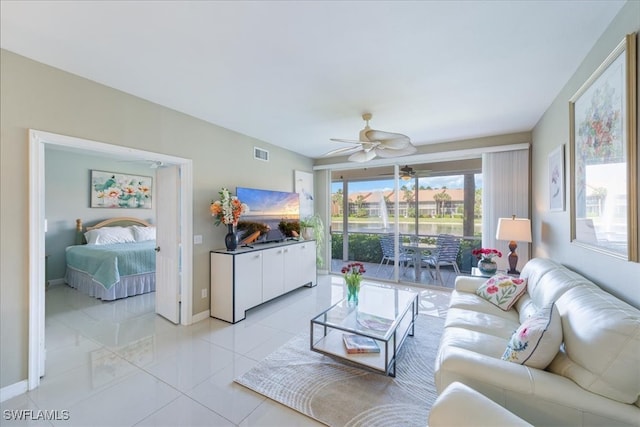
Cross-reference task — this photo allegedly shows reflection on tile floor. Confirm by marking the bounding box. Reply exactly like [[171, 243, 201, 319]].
[[1, 275, 451, 426]]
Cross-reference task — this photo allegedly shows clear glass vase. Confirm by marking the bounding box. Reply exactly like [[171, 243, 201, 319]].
[[345, 277, 361, 306], [478, 258, 498, 275]]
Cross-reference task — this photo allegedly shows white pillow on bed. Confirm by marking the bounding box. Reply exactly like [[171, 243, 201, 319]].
[[132, 225, 156, 242], [85, 226, 136, 245]]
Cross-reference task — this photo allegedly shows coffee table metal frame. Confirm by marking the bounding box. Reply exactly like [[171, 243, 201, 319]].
[[310, 283, 419, 377]]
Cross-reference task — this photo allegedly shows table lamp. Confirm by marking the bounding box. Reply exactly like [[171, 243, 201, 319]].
[[496, 215, 532, 275]]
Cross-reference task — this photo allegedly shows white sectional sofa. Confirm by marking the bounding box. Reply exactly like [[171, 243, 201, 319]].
[[434, 258, 640, 426]]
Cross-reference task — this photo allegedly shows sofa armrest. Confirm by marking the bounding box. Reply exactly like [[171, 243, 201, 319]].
[[435, 345, 535, 395], [434, 346, 640, 426], [429, 382, 533, 427], [454, 275, 487, 293]]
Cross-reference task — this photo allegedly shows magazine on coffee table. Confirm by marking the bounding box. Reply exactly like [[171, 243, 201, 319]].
[[356, 312, 394, 331], [342, 334, 380, 354]]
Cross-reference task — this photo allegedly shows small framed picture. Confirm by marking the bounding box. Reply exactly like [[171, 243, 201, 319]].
[[548, 145, 565, 212]]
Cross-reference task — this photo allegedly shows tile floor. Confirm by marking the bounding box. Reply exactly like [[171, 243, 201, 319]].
[[2, 275, 451, 427]]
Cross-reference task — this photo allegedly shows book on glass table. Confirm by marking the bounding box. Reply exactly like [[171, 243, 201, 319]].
[[342, 334, 380, 354]]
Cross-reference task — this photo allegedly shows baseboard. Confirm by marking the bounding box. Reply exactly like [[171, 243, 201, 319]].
[[191, 310, 210, 324], [0, 380, 28, 403], [47, 278, 66, 286]]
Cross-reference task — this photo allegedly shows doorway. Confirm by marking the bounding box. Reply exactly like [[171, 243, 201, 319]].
[[28, 129, 193, 390]]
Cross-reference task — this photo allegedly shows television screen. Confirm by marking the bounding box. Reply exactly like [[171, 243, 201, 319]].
[[236, 187, 300, 242]]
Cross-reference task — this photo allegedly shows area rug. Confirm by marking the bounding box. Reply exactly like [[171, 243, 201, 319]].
[[235, 314, 444, 427]]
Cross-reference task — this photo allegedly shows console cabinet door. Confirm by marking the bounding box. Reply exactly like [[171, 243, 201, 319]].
[[262, 247, 285, 301], [284, 241, 316, 292], [234, 252, 262, 320], [299, 241, 317, 287]]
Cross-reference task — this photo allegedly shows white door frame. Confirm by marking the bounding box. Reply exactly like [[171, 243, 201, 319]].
[[28, 129, 193, 390]]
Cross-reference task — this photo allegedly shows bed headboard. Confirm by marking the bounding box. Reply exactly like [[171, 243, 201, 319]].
[[75, 217, 153, 245]]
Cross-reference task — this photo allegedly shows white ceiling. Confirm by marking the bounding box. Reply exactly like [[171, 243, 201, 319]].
[[0, 1, 626, 160]]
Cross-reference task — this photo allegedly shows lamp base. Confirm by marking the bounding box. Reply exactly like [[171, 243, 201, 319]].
[[507, 241, 519, 275]]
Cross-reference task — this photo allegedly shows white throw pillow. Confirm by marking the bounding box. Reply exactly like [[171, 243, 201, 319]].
[[84, 226, 136, 245], [476, 274, 528, 311], [132, 225, 156, 242], [502, 303, 562, 369]]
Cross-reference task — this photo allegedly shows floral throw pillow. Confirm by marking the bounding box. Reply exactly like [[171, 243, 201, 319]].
[[476, 274, 527, 311], [502, 303, 562, 369]]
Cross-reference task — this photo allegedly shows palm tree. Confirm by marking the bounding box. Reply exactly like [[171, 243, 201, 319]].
[[332, 189, 343, 216], [433, 189, 452, 217]]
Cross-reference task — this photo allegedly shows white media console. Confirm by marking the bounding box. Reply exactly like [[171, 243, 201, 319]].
[[210, 240, 317, 323]]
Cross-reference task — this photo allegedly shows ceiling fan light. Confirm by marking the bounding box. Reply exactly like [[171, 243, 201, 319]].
[[399, 165, 415, 180]]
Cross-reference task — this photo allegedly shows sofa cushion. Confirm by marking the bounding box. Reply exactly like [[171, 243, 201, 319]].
[[445, 307, 519, 340], [476, 274, 527, 310], [438, 327, 509, 359], [548, 286, 640, 404], [502, 303, 562, 369], [449, 290, 520, 320]]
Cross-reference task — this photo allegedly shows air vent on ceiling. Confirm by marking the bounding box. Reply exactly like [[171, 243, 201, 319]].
[[254, 147, 269, 162]]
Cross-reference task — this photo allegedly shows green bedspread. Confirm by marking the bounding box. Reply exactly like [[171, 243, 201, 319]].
[[65, 241, 156, 290]]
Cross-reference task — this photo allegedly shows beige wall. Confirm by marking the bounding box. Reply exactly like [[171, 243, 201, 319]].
[[531, 1, 640, 307], [0, 49, 313, 388]]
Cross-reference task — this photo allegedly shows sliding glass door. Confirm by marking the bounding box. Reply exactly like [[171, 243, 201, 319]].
[[330, 160, 482, 287]]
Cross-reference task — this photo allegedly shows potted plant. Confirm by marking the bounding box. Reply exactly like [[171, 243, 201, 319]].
[[299, 213, 325, 268]]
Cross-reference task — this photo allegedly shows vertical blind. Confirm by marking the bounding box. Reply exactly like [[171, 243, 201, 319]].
[[482, 149, 530, 271]]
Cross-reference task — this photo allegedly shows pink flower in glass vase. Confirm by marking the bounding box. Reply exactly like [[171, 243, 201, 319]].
[[472, 248, 503, 262]]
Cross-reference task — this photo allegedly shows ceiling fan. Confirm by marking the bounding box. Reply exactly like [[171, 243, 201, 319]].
[[377, 165, 431, 181], [399, 165, 416, 181], [325, 113, 417, 162]]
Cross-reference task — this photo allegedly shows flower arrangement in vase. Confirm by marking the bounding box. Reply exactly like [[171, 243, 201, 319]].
[[341, 262, 366, 306], [472, 248, 502, 275], [210, 188, 249, 251]]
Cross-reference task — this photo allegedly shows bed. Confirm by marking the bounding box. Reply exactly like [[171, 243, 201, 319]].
[[65, 217, 157, 301]]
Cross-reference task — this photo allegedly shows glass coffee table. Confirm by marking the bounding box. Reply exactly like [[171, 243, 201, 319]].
[[310, 283, 419, 377]]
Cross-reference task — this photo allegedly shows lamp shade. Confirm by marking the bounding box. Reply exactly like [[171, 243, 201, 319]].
[[496, 217, 532, 242]]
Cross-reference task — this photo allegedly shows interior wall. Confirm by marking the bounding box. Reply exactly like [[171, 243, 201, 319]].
[[0, 49, 314, 388], [531, 0, 640, 307], [44, 148, 157, 281]]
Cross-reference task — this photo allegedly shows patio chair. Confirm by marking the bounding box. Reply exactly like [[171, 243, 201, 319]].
[[422, 234, 461, 285], [377, 234, 413, 277]]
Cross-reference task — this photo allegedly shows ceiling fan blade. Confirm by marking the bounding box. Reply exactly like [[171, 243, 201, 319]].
[[377, 138, 412, 150], [323, 145, 362, 157], [329, 138, 363, 144], [374, 144, 418, 158], [348, 150, 378, 162], [365, 129, 410, 143]]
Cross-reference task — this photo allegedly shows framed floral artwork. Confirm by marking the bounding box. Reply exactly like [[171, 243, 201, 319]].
[[548, 145, 564, 212], [569, 33, 637, 261], [90, 170, 152, 208]]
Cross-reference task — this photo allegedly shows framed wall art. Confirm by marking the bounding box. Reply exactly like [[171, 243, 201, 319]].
[[295, 170, 314, 219], [569, 33, 637, 261], [90, 170, 152, 209], [548, 145, 565, 212]]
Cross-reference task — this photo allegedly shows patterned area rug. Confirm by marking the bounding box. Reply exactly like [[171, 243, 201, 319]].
[[235, 315, 445, 427]]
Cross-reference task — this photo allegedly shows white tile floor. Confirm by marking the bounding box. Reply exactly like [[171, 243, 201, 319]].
[[2, 275, 451, 427]]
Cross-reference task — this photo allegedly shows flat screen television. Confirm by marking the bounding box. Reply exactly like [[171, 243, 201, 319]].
[[236, 186, 300, 243]]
